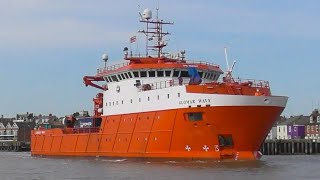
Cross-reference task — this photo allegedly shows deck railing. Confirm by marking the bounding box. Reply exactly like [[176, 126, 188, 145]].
[[97, 62, 130, 74], [63, 127, 100, 134], [96, 60, 220, 74], [138, 78, 269, 92]]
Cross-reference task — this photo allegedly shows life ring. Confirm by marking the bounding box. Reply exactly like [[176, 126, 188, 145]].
[[142, 84, 151, 91]]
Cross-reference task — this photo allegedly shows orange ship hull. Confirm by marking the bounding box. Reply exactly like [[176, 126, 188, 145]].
[[31, 105, 284, 160]]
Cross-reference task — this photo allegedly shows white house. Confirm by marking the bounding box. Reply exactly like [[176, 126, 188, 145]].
[[266, 126, 277, 140]]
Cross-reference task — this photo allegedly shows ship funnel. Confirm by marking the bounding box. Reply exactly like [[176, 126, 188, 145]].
[[143, 9, 152, 20]]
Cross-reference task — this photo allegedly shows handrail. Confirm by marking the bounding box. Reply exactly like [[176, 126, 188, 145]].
[[96, 60, 220, 74], [97, 62, 130, 74], [138, 78, 269, 92], [63, 127, 100, 134]]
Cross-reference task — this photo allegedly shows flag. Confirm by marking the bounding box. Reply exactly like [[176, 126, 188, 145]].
[[130, 36, 137, 43]]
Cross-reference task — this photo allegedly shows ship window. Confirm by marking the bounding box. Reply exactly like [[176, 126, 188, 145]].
[[173, 70, 180, 77], [140, 71, 147, 77], [139, 98, 141, 102], [210, 73, 214, 79], [199, 72, 203, 78], [157, 95, 159, 100], [178, 93, 180, 97], [118, 74, 122, 80], [167, 94, 170, 99], [187, 112, 203, 121], [204, 73, 209, 79], [116, 101, 118, 105], [124, 73, 129, 79], [206, 73, 211, 80], [149, 71, 155, 77], [148, 97, 150, 101], [165, 70, 172, 77], [113, 102, 115, 106], [122, 100, 123, 104], [218, 135, 233, 147], [157, 70, 164, 77], [211, 74, 215, 80], [133, 71, 139, 77], [213, 74, 217, 80], [121, 74, 126, 79], [109, 102, 111, 106], [180, 71, 189, 77], [128, 72, 133, 78], [106, 102, 108, 106], [111, 75, 119, 82], [130, 99, 132, 103]]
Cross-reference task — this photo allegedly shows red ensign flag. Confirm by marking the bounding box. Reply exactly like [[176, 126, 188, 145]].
[[130, 36, 137, 43]]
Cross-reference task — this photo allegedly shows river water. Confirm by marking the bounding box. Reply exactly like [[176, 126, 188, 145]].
[[0, 152, 319, 180]]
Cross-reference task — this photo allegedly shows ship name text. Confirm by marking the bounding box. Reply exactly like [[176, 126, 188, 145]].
[[179, 98, 211, 105]]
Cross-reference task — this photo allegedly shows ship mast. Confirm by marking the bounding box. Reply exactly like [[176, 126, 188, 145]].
[[138, 8, 173, 57]]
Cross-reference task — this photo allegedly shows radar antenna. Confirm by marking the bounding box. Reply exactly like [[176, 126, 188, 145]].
[[138, 8, 173, 57]]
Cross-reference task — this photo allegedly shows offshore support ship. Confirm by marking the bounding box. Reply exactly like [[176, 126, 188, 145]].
[[31, 8, 288, 160]]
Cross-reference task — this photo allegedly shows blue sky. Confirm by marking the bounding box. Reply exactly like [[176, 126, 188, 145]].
[[0, 0, 319, 117]]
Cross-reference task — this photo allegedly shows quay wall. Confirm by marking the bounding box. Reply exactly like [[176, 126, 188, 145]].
[[261, 139, 320, 155]]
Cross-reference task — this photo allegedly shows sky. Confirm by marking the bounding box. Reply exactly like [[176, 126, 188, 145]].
[[0, 0, 319, 117]]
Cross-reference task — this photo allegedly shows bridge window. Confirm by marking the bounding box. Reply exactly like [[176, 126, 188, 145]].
[[149, 71, 155, 77], [128, 72, 133, 78], [140, 71, 147, 77], [215, 75, 219, 81], [117, 74, 122, 80], [121, 74, 126, 79], [124, 73, 129, 79], [157, 70, 164, 77], [180, 71, 189, 77], [108, 76, 112, 82], [111, 75, 119, 82], [133, 71, 139, 77], [173, 70, 180, 77], [105, 77, 109, 83], [204, 73, 209, 79], [198, 72, 203, 78], [213, 74, 217, 80], [165, 70, 172, 77]]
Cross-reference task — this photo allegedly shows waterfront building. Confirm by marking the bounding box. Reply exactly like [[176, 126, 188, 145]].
[[34, 114, 63, 129], [287, 116, 309, 139], [305, 109, 320, 139], [266, 117, 286, 140]]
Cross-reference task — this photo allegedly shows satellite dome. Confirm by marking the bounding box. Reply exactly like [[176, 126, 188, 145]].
[[102, 53, 108, 62], [143, 9, 152, 20]]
